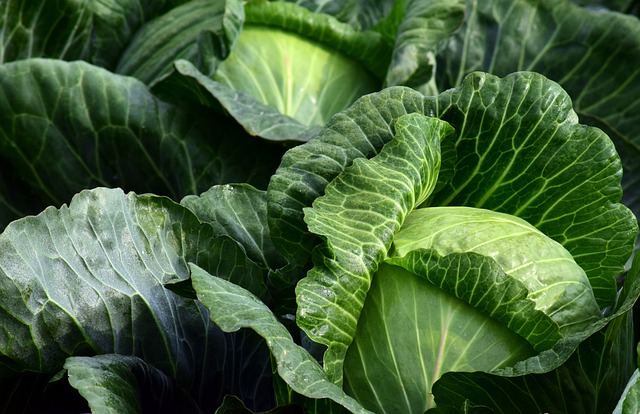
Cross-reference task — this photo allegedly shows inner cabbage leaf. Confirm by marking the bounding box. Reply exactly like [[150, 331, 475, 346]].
[[392, 206, 602, 334], [213, 24, 379, 126]]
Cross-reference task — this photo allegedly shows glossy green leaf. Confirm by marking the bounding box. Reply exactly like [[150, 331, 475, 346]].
[[243, 2, 390, 79], [213, 24, 379, 127], [153, 59, 320, 142], [0, 187, 280, 411], [615, 371, 640, 414], [182, 184, 285, 272], [436, 0, 640, 221], [284, 0, 395, 30], [430, 252, 640, 413], [0, 58, 282, 225], [188, 263, 373, 414], [297, 114, 453, 384], [344, 262, 536, 413], [382, 0, 465, 95]]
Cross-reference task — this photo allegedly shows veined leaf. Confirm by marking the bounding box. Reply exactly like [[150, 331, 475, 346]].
[[436, 0, 640, 222], [0, 0, 190, 68], [297, 114, 454, 384], [431, 251, 640, 413], [392, 207, 601, 337], [0, 59, 282, 226], [269, 71, 636, 308], [65, 354, 201, 414], [344, 262, 537, 413], [116, 0, 244, 85], [0, 187, 274, 411], [382, 0, 465, 95]]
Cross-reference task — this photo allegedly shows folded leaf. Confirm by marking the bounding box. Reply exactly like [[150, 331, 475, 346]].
[[298, 114, 453, 384], [188, 263, 373, 414]]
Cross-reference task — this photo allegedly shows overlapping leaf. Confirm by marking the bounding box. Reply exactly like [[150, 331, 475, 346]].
[[269, 72, 636, 310], [297, 114, 453, 384], [430, 253, 640, 413], [0, 0, 190, 68], [436, 0, 640, 220], [116, 0, 244, 85], [0, 187, 275, 411], [0, 58, 282, 226], [65, 354, 201, 414], [188, 263, 373, 414]]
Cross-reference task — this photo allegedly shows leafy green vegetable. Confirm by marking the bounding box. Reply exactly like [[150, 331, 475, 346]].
[[0, 0, 638, 412]]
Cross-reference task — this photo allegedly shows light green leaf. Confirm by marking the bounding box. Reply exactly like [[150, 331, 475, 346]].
[[430, 252, 640, 413], [116, 0, 244, 85], [297, 114, 453, 384], [615, 371, 640, 414], [212, 24, 379, 127], [188, 263, 373, 414], [0, 58, 282, 225], [267, 86, 427, 263], [344, 262, 536, 413], [436, 0, 640, 222], [153, 59, 320, 142], [392, 207, 601, 336]]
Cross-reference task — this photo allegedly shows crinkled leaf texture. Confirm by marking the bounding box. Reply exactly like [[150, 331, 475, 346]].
[[268, 71, 636, 408], [269, 71, 636, 307], [297, 113, 454, 384], [430, 252, 640, 413], [152, 1, 389, 141]]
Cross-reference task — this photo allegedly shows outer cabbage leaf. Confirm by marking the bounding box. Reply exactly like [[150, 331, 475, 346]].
[[436, 0, 640, 221], [0, 187, 274, 412], [381, 0, 465, 95], [116, 0, 244, 85], [65, 354, 201, 414], [615, 371, 640, 414], [188, 263, 373, 414], [180, 184, 292, 308], [268, 71, 636, 309], [283, 0, 394, 30], [0, 59, 282, 226], [0, 0, 190, 68]]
